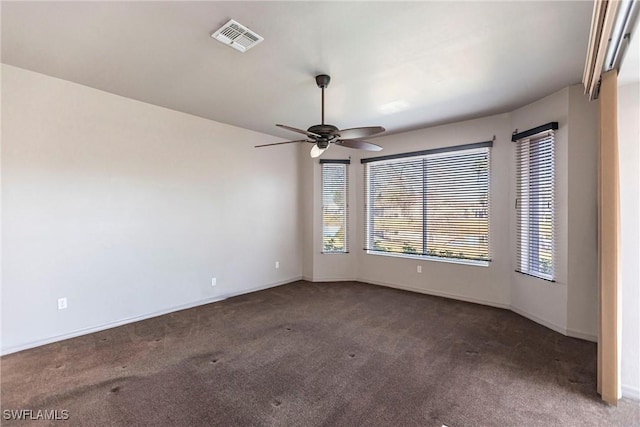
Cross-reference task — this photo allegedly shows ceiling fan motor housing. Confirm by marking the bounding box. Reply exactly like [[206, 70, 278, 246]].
[[308, 124, 338, 137], [308, 124, 338, 148]]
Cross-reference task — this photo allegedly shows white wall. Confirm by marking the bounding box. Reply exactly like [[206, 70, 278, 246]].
[[566, 85, 599, 339], [509, 89, 570, 334], [1, 65, 302, 354], [616, 23, 640, 400], [303, 114, 513, 308], [2, 62, 620, 392], [505, 86, 599, 341], [358, 115, 513, 308], [618, 80, 640, 400], [301, 146, 360, 282], [304, 85, 600, 342], [300, 145, 314, 280]]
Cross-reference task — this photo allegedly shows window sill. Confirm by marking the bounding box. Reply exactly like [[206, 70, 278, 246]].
[[365, 250, 489, 267], [515, 270, 555, 282], [321, 251, 350, 255]]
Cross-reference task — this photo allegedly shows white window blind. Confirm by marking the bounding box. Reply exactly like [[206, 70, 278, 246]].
[[514, 124, 557, 281], [362, 142, 491, 265], [321, 160, 349, 253]]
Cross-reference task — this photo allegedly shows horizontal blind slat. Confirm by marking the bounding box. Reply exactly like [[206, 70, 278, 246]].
[[515, 130, 556, 280], [322, 163, 348, 253], [365, 146, 490, 263]]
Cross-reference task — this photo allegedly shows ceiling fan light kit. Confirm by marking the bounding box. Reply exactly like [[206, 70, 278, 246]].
[[255, 74, 386, 158]]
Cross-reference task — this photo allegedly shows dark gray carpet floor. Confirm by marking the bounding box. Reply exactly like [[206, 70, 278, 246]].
[[1, 281, 638, 426]]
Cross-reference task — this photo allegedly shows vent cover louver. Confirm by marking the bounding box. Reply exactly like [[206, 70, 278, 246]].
[[211, 19, 263, 53]]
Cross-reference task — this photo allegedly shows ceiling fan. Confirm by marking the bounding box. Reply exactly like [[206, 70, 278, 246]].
[[255, 74, 385, 158]]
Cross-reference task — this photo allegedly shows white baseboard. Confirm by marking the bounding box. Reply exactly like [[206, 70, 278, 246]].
[[357, 279, 597, 342], [1, 277, 302, 356], [565, 328, 598, 342], [361, 278, 510, 310], [307, 277, 358, 283], [250, 278, 596, 343], [0, 276, 601, 355], [622, 384, 640, 401], [216, 276, 303, 300], [509, 305, 597, 342], [509, 305, 568, 336]]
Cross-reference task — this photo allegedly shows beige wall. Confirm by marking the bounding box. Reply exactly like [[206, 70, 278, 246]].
[[304, 114, 513, 308], [356, 115, 513, 308], [509, 86, 599, 341], [566, 85, 599, 339], [1, 65, 302, 354], [302, 147, 360, 282], [2, 63, 608, 377], [305, 85, 599, 341], [300, 144, 316, 280], [509, 89, 570, 333]]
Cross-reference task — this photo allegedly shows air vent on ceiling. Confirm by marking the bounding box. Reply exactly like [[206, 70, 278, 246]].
[[211, 19, 264, 53]]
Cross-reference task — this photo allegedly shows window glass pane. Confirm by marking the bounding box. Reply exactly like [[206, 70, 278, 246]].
[[516, 132, 555, 280], [425, 151, 490, 261], [365, 146, 490, 264], [322, 163, 348, 253], [368, 159, 423, 254]]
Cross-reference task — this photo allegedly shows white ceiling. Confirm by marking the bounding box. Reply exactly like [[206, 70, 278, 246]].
[[1, 1, 594, 140]]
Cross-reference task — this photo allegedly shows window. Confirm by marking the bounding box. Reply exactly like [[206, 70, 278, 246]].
[[362, 142, 492, 265], [514, 123, 557, 281], [321, 160, 349, 253]]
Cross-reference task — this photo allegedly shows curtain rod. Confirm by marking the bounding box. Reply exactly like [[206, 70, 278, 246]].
[[360, 139, 493, 164], [511, 122, 558, 142]]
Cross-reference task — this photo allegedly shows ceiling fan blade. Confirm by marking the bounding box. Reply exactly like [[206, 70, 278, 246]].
[[335, 126, 385, 139], [336, 139, 383, 151], [276, 124, 321, 138], [310, 144, 328, 158], [255, 139, 309, 148]]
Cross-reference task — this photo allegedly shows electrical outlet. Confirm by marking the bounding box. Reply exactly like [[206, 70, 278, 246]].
[[211, 278, 217, 287], [417, 265, 422, 273], [58, 297, 68, 310], [275, 261, 280, 269]]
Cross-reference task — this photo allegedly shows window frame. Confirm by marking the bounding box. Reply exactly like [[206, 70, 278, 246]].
[[362, 141, 493, 266], [320, 159, 350, 254]]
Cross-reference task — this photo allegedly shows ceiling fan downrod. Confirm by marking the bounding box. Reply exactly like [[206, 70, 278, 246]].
[[315, 74, 330, 125], [322, 86, 324, 125]]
